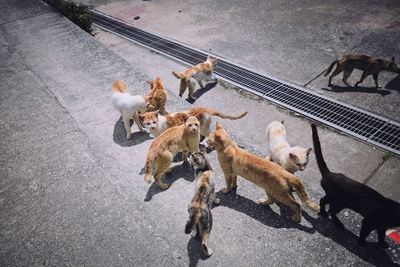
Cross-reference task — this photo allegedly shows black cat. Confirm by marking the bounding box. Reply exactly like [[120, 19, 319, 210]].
[[311, 124, 400, 248]]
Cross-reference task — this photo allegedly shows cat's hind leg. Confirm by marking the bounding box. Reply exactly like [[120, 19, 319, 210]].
[[153, 151, 173, 190], [122, 112, 132, 139], [275, 193, 302, 222], [341, 67, 353, 87], [200, 226, 213, 256], [259, 192, 275, 206], [319, 195, 329, 217], [328, 203, 345, 230]]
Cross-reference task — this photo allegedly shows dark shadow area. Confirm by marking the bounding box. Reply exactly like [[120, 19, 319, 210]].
[[185, 81, 218, 104], [303, 213, 399, 267], [322, 85, 391, 96], [187, 236, 210, 267], [217, 191, 398, 266], [215, 191, 316, 233], [144, 162, 194, 201], [113, 117, 152, 147], [385, 74, 400, 91]]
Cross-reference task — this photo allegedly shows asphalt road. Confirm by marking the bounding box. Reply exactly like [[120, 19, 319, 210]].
[[1, 1, 399, 266]]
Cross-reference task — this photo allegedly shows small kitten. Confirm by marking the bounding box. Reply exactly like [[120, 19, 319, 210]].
[[144, 115, 200, 189], [185, 152, 220, 257], [145, 77, 168, 115], [139, 107, 247, 138], [208, 123, 320, 222], [111, 80, 152, 139], [312, 124, 400, 248], [172, 56, 217, 100], [266, 120, 312, 174]]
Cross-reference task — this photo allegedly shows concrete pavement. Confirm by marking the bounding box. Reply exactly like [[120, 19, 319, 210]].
[[0, 1, 399, 266]]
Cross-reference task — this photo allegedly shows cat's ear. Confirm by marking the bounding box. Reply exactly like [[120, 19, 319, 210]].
[[281, 120, 284, 124], [138, 113, 144, 121], [215, 122, 222, 129], [306, 147, 312, 155], [289, 153, 298, 160], [146, 80, 152, 85], [195, 113, 203, 120], [156, 76, 161, 81], [155, 110, 160, 117], [182, 113, 189, 122]]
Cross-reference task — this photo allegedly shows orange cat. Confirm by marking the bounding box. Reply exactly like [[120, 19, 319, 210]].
[[172, 56, 217, 100], [144, 115, 201, 189], [139, 107, 247, 138], [145, 77, 168, 115], [207, 123, 320, 222]]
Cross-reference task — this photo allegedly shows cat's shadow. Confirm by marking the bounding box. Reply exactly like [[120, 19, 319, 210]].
[[186, 81, 218, 104], [322, 85, 391, 96], [385, 74, 400, 92], [187, 236, 211, 267], [143, 162, 195, 202], [217, 192, 398, 266], [303, 213, 398, 267], [215, 191, 316, 233], [113, 117, 152, 147]]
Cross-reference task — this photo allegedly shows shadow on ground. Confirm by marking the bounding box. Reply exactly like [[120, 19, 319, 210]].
[[385, 74, 400, 92], [144, 161, 195, 201], [322, 85, 391, 96], [113, 117, 151, 147], [187, 235, 212, 267], [216, 191, 397, 266], [185, 81, 218, 104]]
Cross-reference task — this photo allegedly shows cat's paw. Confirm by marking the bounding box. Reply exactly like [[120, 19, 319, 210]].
[[291, 214, 301, 223], [220, 187, 231, 194], [144, 175, 152, 184], [189, 96, 197, 100], [213, 197, 221, 205], [203, 245, 213, 257], [191, 230, 198, 238], [258, 198, 273, 206], [126, 133, 132, 140], [157, 182, 170, 190]]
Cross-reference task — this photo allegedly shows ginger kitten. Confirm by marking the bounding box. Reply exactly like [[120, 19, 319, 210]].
[[145, 77, 168, 115], [312, 124, 400, 248], [111, 80, 152, 140], [185, 152, 220, 257], [266, 120, 312, 174], [139, 107, 247, 138], [207, 123, 320, 222], [172, 56, 217, 100], [143, 115, 201, 189]]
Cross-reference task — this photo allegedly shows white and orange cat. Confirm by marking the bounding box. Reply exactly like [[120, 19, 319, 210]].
[[139, 107, 247, 138], [144, 115, 201, 189], [172, 56, 217, 100], [266, 120, 312, 174], [111, 80, 152, 140]]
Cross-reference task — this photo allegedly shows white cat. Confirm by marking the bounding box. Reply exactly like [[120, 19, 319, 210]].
[[111, 80, 152, 140], [266, 120, 312, 174]]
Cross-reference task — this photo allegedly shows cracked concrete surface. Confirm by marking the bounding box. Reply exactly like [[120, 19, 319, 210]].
[[1, 1, 399, 266]]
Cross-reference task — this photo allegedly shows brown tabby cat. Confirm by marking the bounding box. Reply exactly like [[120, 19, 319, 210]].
[[145, 77, 168, 115], [207, 123, 320, 222], [172, 56, 217, 100], [144, 115, 200, 189], [185, 152, 220, 257], [325, 54, 400, 88]]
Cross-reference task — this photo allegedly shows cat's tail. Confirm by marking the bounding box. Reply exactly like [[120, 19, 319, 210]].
[[144, 149, 154, 184], [112, 80, 128, 93], [311, 124, 330, 176], [324, 60, 338, 76], [289, 176, 320, 213], [185, 208, 200, 234], [172, 71, 186, 80], [204, 108, 248, 120]]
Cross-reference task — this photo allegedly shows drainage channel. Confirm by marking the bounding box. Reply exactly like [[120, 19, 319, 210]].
[[91, 10, 400, 156]]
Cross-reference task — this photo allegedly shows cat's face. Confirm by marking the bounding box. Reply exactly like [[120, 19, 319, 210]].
[[139, 111, 159, 131], [185, 116, 200, 133], [288, 147, 312, 171], [207, 56, 217, 68], [190, 152, 207, 169]]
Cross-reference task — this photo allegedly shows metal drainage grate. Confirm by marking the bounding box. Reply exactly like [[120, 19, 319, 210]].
[[91, 10, 400, 155]]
